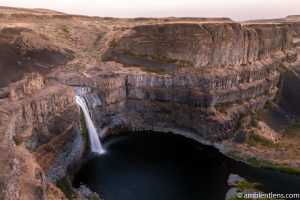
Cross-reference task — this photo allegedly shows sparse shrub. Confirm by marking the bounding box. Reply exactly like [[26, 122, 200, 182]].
[[236, 114, 245, 130], [122, 49, 136, 56], [150, 54, 176, 63], [264, 100, 273, 110], [61, 26, 69, 34], [236, 180, 256, 192], [216, 102, 231, 113], [13, 135, 23, 145], [151, 54, 166, 62], [177, 60, 193, 67], [143, 68, 164, 75], [247, 132, 274, 146], [77, 185, 103, 200], [88, 195, 102, 200], [109, 40, 118, 47], [249, 113, 259, 128], [253, 107, 270, 122], [19, 46, 27, 55], [57, 178, 75, 200], [225, 150, 300, 175]]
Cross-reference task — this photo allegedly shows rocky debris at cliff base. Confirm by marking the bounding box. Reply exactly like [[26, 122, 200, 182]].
[[75, 185, 102, 200], [228, 174, 245, 186], [225, 174, 261, 200]]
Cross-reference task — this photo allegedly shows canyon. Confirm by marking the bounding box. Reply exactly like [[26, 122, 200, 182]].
[[0, 6, 300, 200]]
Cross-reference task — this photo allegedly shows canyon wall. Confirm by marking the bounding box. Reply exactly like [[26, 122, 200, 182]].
[[0, 15, 299, 199], [109, 23, 292, 68], [80, 22, 297, 142], [0, 74, 82, 200], [81, 70, 277, 142]]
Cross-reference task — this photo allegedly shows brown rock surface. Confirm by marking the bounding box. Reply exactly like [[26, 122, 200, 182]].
[[0, 5, 300, 200], [0, 72, 81, 199], [9, 72, 44, 100], [105, 23, 292, 69]]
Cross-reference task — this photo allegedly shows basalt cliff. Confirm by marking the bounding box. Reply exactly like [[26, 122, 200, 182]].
[[0, 6, 300, 200]]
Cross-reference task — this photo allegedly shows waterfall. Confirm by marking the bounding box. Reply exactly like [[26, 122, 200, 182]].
[[76, 96, 104, 154]]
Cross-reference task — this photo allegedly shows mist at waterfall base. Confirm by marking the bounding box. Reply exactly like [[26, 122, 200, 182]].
[[75, 96, 104, 154], [74, 132, 300, 200]]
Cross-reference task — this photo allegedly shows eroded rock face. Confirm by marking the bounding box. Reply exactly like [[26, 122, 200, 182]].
[[0, 74, 82, 200], [85, 21, 298, 143], [291, 22, 300, 37], [9, 72, 44, 101], [0, 136, 19, 200], [107, 23, 292, 69], [82, 71, 276, 142]]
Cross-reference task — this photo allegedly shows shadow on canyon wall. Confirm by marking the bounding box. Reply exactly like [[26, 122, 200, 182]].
[[265, 64, 300, 131]]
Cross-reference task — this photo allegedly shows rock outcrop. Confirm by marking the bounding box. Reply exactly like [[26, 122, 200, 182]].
[[105, 23, 292, 69], [9, 72, 44, 101], [0, 73, 82, 200]]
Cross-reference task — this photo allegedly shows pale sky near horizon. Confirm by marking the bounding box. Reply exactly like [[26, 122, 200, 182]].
[[1, 0, 300, 21]]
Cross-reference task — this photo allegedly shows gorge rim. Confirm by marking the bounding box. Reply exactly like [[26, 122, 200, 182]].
[[0, 3, 300, 200]]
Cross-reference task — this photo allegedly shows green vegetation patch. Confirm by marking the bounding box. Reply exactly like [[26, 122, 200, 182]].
[[57, 178, 76, 200], [122, 49, 136, 56], [248, 114, 259, 128], [246, 132, 274, 147], [235, 114, 246, 130], [143, 67, 165, 75], [88, 195, 102, 200], [120, 49, 192, 67], [58, 176, 103, 200], [225, 150, 300, 176], [150, 54, 176, 63], [229, 179, 275, 200], [264, 100, 273, 110], [247, 104, 270, 129], [13, 135, 23, 145], [60, 25, 69, 34], [121, 49, 176, 63], [284, 120, 300, 135], [236, 180, 256, 192]]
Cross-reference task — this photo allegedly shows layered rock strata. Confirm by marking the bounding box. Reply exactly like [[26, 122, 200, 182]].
[[0, 10, 299, 199], [0, 74, 81, 200], [76, 22, 297, 143], [105, 23, 293, 69]]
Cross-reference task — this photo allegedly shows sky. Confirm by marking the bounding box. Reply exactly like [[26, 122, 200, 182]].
[[1, 0, 300, 21]]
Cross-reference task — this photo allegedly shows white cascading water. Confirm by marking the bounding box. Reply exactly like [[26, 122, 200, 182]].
[[76, 96, 104, 154]]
